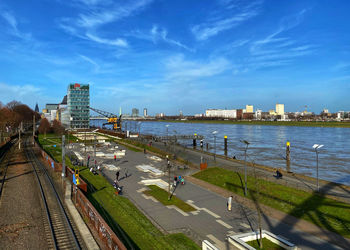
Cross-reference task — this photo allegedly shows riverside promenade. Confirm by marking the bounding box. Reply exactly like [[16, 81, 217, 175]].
[[150, 140, 350, 204], [99, 137, 350, 249]]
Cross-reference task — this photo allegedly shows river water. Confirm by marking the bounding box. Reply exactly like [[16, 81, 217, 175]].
[[90, 120, 350, 185]]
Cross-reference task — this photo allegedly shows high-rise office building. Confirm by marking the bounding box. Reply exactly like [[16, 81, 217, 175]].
[[143, 108, 147, 117], [67, 83, 90, 128]]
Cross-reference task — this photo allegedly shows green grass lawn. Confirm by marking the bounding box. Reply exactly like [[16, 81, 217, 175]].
[[144, 185, 196, 212], [246, 238, 284, 250], [193, 167, 350, 238], [38, 133, 200, 250]]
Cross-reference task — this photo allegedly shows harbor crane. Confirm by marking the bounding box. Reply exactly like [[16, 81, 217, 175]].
[[89, 107, 122, 131]]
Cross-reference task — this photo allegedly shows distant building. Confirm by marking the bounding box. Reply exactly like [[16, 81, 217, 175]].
[[67, 83, 90, 128], [245, 105, 253, 113], [156, 113, 165, 118], [255, 109, 262, 120], [205, 109, 237, 118], [276, 104, 285, 115], [323, 108, 329, 114], [269, 110, 277, 116], [179, 110, 183, 117], [46, 103, 59, 112], [34, 103, 39, 113], [143, 108, 147, 117], [132, 108, 139, 117]]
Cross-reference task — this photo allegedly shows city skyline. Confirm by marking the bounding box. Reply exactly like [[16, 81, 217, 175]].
[[0, 0, 349, 115]]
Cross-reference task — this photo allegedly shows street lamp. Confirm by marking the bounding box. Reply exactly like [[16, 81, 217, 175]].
[[212, 131, 218, 161], [173, 130, 177, 159], [312, 144, 324, 192], [165, 125, 170, 146], [240, 140, 250, 196]]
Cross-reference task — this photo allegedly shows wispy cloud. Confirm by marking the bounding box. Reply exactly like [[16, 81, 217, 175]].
[[76, 0, 153, 28], [129, 25, 193, 51], [78, 54, 100, 72], [331, 62, 350, 72], [86, 32, 128, 47], [191, 0, 263, 40], [0, 82, 41, 98], [0, 11, 31, 40], [58, 0, 153, 48], [244, 9, 313, 70], [165, 54, 231, 79]]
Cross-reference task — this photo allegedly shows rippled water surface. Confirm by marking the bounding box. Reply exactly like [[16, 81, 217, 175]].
[[91, 120, 350, 185]]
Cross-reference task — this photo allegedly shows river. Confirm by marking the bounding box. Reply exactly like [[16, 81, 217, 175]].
[[90, 119, 350, 185]]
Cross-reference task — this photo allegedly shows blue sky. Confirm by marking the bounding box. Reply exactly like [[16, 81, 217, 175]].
[[0, 0, 349, 115]]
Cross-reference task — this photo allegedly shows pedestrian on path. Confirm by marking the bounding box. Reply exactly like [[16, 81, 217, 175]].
[[116, 171, 120, 181], [174, 176, 178, 187], [114, 154, 117, 161], [181, 176, 185, 185], [227, 196, 232, 211]]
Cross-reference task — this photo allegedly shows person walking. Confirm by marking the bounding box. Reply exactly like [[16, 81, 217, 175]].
[[116, 171, 120, 181], [114, 154, 117, 161]]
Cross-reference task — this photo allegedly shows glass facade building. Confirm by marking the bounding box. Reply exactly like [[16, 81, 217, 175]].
[[67, 83, 90, 128]]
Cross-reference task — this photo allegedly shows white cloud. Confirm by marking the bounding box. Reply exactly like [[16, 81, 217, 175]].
[[76, 0, 153, 28], [0, 11, 32, 40], [0, 82, 41, 98], [192, 0, 263, 40], [130, 25, 193, 51], [78, 54, 100, 72], [165, 54, 231, 79], [85, 32, 128, 47]]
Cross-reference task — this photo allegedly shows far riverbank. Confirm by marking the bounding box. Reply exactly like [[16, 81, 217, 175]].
[[148, 119, 350, 128]]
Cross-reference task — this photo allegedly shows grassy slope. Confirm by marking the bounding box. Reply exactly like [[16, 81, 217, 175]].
[[193, 167, 350, 237], [38, 133, 200, 250], [144, 185, 196, 212]]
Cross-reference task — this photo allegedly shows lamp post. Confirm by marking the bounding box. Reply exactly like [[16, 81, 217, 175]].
[[173, 130, 177, 159], [240, 140, 250, 196], [312, 144, 324, 192], [212, 131, 218, 161], [165, 124, 170, 146]]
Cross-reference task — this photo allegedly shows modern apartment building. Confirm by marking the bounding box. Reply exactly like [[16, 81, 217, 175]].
[[143, 108, 148, 117], [276, 103, 285, 116], [246, 105, 254, 113], [67, 83, 90, 128]]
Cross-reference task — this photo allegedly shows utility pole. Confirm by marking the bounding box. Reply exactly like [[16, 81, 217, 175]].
[[62, 135, 65, 177], [240, 140, 250, 196], [94, 134, 96, 169], [166, 155, 171, 200], [33, 115, 35, 145], [84, 129, 87, 166], [19, 122, 22, 150]]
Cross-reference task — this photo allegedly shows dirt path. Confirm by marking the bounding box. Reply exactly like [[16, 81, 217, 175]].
[[0, 142, 48, 249]]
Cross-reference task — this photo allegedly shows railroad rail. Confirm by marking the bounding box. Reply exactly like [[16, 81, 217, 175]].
[[0, 138, 17, 199], [24, 137, 83, 250]]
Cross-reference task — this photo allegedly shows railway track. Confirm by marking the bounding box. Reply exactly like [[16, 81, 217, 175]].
[[0, 138, 17, 199], [23, 137, 84, 250]]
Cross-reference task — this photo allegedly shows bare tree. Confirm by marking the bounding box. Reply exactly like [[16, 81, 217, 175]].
[[38, 118, 51, 135], [52, 119, 65, 135]]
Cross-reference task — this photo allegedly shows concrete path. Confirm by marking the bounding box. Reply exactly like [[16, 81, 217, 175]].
[[151, 141, 350, 204], [100, 143, 347, 250]]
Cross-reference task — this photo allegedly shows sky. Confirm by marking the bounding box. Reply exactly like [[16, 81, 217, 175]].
[[0, 0, 349, 115]]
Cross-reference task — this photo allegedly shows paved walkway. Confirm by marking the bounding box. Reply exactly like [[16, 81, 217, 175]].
[[150, 141, 350, 204], [100, 142, 348, 250]]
